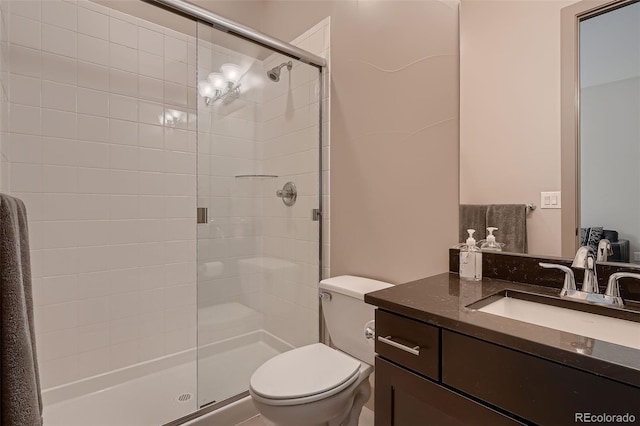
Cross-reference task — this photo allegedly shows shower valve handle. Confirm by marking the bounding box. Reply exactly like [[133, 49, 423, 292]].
[[276, 182, 297, 206]]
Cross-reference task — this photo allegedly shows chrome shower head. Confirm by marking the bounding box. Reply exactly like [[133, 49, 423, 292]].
[[267, 69, 279, 82], [267, 61, 292, 82]]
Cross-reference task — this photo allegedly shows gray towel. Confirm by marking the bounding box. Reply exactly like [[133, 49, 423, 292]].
[[459, 205, 488, 243], [486, 204, 527, 253], [0, 194, 43, 426]]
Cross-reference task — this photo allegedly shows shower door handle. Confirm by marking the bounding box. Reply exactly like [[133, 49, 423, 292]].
[[197, 208, 208, 224], [276, 182, 297, 206]]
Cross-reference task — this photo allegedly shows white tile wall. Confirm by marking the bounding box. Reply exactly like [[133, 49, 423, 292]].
[[3, 0, 329, 389], [4, 0, 197, 389], [196, 31, 263, 347], [257, 18, 330, 348], [196, 18, 330, 349]]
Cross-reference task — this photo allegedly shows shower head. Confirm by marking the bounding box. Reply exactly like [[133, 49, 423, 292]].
[[267, 61, 293, 82]]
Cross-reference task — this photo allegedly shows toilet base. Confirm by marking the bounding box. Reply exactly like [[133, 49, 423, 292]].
[[338, 377, 371, 426]]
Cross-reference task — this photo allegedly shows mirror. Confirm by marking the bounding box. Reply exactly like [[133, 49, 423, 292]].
[[578, 1, 640, 264], [562, 0, 640, 264], [460, 0, 640, 265]]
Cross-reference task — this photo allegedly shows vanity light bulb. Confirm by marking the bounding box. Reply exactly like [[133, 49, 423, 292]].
[[220, 63, 241, 85], [207, 72, 226, 90], [197, 80, 215, 98]]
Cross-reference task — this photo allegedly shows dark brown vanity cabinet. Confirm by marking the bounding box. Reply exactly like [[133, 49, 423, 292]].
[[374, 309, 640, 426], [376, 358, 522, 426], [442, 330, 640, 425], [374, 309, 440, 380]]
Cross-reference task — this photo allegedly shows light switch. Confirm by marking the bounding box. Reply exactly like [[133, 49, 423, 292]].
[[541, 191, 561, 209]]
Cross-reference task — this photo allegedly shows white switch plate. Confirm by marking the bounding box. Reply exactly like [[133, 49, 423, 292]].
[[541, 191, 561, 209], [634, 252, 640, 262]]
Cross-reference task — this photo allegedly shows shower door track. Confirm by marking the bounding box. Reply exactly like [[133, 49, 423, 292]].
[[148, 0, 326, 69], [162, 391, 250, 426]]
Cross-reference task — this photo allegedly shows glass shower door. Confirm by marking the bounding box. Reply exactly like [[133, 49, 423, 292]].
[[195, 22, 322, 407]]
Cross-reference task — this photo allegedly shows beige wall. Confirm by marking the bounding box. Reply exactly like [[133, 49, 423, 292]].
[[95, 1, 263, 36], [459, 0, 572, 257], [192, 0, 263, 30], [263, 1, 460, 284]]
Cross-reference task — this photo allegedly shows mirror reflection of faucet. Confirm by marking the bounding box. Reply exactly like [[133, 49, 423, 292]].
[[539, 245, 640, 308], [596, 239, 613, 262]]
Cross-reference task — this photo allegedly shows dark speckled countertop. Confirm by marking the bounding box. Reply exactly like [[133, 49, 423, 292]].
[[365, 273, 640, 389]]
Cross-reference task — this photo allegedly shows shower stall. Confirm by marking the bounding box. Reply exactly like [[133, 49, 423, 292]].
[[0, 0, 328, 423]]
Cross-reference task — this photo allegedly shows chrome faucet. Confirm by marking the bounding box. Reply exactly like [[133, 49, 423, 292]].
[[604, 272, 640, 308], [539, 245, 637, 308], [571, 246, 599, 294], [596, 239, 613, 262]]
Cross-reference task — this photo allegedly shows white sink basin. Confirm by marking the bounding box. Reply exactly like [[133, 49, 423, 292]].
[[473, 292, 640, 350]]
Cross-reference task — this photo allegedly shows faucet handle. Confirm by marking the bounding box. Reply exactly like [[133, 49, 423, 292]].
[[539, 263, 576, 293], [604, 272, 640, 307]]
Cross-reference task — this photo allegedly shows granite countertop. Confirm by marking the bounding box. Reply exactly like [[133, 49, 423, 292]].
[[365, 272, 640, 388]]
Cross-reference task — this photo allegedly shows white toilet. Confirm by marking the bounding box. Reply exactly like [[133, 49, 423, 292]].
[[249, 275, 393, 426]]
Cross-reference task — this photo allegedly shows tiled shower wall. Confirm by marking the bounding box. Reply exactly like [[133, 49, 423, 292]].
[[196, 32, 265, 344], [259, 18, 330, 347], [4, 0, 198, 388], [196, 19, 330, 349], [4, 0, 330, 388]]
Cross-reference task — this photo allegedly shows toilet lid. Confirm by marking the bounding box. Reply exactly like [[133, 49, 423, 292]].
[[250, 343, 361, 400]]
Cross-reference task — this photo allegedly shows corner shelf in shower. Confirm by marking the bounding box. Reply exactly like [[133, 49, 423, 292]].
[[234, 174, 278, 178]]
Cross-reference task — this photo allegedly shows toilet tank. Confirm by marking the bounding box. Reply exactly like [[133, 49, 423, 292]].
[[320, 275, 393, 365]]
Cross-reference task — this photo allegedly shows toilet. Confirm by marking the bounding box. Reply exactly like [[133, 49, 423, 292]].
[[249, 275, 393, 426]]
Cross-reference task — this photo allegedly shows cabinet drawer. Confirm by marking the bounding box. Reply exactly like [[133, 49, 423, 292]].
[[442, 330, 640, 425], [375, 309, 440, 380]]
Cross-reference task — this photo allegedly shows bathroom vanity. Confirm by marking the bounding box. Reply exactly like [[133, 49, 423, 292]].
[[365, 252, 640, 425]]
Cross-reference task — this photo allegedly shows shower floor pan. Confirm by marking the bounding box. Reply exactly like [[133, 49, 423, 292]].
[[43, 330, 289, 426]]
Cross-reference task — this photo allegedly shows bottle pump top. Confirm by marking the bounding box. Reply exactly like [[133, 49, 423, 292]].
[[480, 227, 503, 252], [486, 227, 498, 243], [466, 229, 477, 246]]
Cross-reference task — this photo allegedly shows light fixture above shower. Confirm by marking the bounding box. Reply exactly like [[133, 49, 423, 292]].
[[198, 63, 242, 106]]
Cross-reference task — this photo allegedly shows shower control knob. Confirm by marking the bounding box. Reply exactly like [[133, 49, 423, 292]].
[[276, 182, 297, 206]]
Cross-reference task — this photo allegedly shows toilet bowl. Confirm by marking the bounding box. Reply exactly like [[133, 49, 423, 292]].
[[249, 276, 393, 426], [250, 344, 372, 426]]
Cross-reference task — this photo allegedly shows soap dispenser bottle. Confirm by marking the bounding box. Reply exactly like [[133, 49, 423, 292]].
[[480, 227, 503, 252], [459, 229, 482, 281]]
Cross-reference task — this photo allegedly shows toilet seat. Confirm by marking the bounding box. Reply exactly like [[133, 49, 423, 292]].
[[250, 343, 362, 406]]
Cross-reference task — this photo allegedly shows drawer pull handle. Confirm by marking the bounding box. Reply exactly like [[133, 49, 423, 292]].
[[378, 335, 420, 356]]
